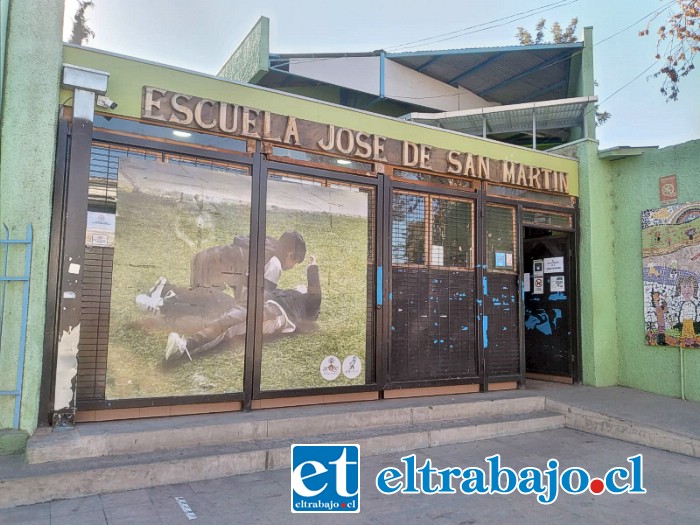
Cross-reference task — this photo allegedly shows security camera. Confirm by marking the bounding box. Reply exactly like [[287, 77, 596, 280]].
[[96, 95, 118, 110]]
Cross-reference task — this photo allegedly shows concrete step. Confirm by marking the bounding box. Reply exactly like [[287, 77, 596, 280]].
[[27, 395, 548, 464], [545, 399, 700, 459], [0, 410, 563, 508]]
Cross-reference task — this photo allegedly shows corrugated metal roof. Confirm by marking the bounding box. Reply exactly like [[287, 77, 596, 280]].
[[403, 96, 596, 137], [386, 43, 583, 105]]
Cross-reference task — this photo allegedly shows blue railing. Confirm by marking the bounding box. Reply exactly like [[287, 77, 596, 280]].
[[0, 224, 32, 429]]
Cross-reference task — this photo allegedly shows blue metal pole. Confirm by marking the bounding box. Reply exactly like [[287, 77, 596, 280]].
[[379, 51, 386, 99], [0, 225, 10, 346]]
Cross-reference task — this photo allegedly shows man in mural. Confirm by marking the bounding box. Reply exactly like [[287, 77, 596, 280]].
[[674, 274, 700, 348], [135, 231, 307, 315], [163, 255, 322, 363], [188, 230, 307, 301]]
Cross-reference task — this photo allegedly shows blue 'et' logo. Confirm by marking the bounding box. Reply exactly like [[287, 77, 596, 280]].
[[290, 444, 360, 513]]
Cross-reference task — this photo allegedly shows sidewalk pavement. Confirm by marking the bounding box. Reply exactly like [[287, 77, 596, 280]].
[[527, 380, 700, 440], [2, 382, 699, 524], [4, 427, 698, 524]]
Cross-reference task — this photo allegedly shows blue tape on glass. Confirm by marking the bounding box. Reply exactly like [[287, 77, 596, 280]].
[[483, 315, 489, 348]]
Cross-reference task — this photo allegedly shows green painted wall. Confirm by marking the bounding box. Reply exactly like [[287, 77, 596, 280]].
[[568, 27, 595, 143], [62, 45, 579, 195], [611, 140, 700, 401], [0, 0, 9, 113], [218, 16, 269, 83], [577, 139, 619, 386], [0, 0, 63, 442]]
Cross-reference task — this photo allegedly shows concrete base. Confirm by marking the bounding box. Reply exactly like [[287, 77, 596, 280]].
[[26, 396, 549, 464], [2, 395, 563, 507], [0, 430, 28, 456]]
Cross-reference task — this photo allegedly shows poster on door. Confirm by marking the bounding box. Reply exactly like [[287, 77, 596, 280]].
[[642, 202, 700, 347], [533, 276, 544, 294]]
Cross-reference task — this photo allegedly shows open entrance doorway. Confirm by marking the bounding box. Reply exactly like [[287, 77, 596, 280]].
[[522, 227, 576, 384]]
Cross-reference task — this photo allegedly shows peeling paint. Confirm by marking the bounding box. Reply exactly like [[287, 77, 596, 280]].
[[54, 324, 80, 411]]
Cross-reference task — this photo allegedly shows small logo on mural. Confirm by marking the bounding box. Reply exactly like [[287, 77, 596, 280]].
[[291, 444, 360, 513], [342, 355, 362, 379], [320, 356, 341, 381]]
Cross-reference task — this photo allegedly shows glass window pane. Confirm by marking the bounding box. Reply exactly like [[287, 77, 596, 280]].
[[392, 193, 426, 265], [486, 204, 517, 272], [96, 145, 251, 400], [260, 173, 375, 391], [94, 115, 247, 152], [487, 184, 574, 207], [271, 146, 372, 172], [430, 198, 473, 268], [394, 170, 472, 188], [522, 208, 572, 228]]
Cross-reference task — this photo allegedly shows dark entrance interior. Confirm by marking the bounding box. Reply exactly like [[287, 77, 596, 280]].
[[522, 228, 575, 383]]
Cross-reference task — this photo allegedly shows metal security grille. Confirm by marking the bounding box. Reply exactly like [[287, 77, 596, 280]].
[[484, 204, 520, 378], [390, 192, 478, 383], [77, 145, 155, 402], [483, 273, 520, 377]]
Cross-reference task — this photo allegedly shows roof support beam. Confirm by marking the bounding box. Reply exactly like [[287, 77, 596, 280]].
[[416, 55, 443, 72], [447, 52, 506, 85], [511, 79, 567, 104], [380, 51, 386, 98], [480, 51, 573, 97], [385, 42, 582, 58]]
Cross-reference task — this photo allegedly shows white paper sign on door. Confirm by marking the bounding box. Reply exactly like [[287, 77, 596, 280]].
[[550, 275, 566, 292], [533, 259, 544, 276], [543, 256, 564, 273]]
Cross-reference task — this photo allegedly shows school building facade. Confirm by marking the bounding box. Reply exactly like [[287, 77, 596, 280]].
[[0, 0, 698, 454]]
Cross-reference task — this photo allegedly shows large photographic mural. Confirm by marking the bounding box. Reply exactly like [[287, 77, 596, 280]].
[[642, 202, 700, 347], [104, 154, 371, 400]]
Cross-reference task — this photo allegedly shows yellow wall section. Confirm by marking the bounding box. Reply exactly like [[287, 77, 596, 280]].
[[63, 45, 579, 196]]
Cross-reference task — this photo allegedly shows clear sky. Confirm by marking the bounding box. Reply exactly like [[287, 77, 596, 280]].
[[62, 0, 700, 149]]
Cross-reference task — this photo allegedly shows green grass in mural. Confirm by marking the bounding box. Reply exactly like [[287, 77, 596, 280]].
[[106, 188, 369, 399], [642, 216, 700, 256]]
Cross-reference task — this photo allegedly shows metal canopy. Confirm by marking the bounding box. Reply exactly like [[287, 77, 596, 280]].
[[402, 96, 597, 145]]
